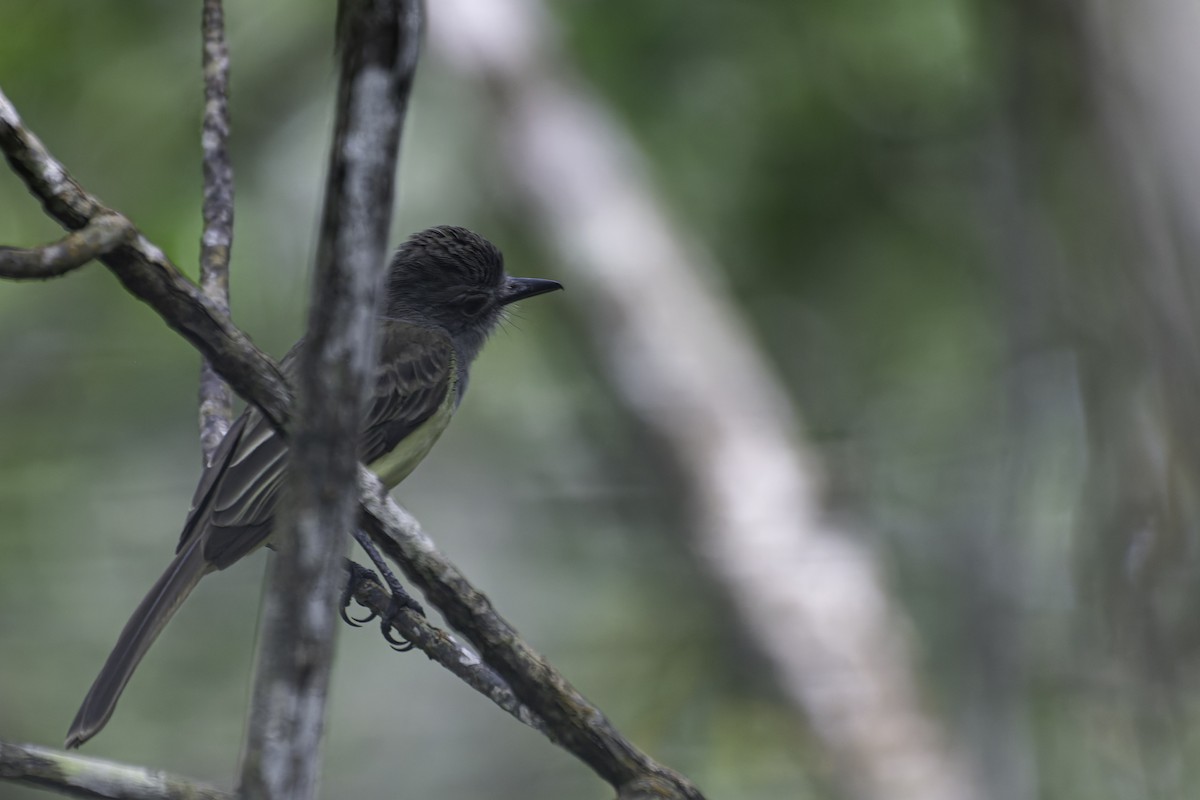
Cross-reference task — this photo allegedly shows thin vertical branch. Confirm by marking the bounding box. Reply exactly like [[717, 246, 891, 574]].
[[236, 2, 421, 798], [198, 0, 235, 464]]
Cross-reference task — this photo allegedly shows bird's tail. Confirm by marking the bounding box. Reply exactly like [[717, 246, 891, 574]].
[[65, 537, 209, 749]]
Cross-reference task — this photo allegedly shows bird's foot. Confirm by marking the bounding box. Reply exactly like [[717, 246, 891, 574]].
[[379, 594, 418, 652], [340, 560, 382, 626], [345, 530, 426, 651]]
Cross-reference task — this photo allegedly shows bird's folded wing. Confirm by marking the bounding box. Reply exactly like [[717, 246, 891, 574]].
[[177, 324, 455, 570]]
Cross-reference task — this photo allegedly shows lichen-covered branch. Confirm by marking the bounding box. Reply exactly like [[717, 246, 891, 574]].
[[0, 740, 228, 800], [0, 211, 134, 279], [197, 0, 236, 465]]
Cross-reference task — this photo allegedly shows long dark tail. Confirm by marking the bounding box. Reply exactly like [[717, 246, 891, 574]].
[[65, 538, 210, 748]]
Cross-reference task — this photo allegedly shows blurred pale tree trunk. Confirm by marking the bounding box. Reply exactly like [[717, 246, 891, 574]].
[[430, 2, 983, 799]]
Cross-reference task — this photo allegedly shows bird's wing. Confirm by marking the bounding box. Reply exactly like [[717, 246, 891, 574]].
[[180, 324, 455, 570], [357, 324, 456, 467]]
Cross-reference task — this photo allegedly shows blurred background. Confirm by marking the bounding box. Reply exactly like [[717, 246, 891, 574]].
[[3, 1, 1200, 798]]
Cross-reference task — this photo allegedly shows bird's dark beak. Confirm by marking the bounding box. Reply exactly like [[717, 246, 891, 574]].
[[499, 277, 564, 306]]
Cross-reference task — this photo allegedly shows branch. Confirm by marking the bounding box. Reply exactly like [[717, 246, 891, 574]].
[[0, 211, 134, 279], [0, 87, 293, 431], [236, 2, 419, 797], [1, 72, 702, 800], [197, 0, 236, 464], [342, 563, 551, 735], [0, 740, 228, 800], [357, 470, 705, 800]]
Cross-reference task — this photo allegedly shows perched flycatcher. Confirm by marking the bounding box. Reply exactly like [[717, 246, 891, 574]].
[[65, 225, 562, 748]]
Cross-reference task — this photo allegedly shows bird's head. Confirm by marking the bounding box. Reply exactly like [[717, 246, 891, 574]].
[[383, 225, 562, 357]]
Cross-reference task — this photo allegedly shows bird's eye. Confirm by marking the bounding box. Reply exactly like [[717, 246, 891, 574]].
[[459, 293, 490, 316]]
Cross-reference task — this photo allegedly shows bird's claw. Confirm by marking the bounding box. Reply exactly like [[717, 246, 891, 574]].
[[377, 584, 423, 651], [341, 556, 424, 651], [341, 560, 382, 627], [383, 618, 416, 651]]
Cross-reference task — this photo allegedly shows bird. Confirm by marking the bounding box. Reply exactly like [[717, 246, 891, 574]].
[[65, 225, 563, 748]]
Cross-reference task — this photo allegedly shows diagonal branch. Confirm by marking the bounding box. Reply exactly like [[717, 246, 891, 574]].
[[197, 0, 236, 465], [0, 87, 293, 431], [357, 470, 705, 800], [342, 563, 550, 735]]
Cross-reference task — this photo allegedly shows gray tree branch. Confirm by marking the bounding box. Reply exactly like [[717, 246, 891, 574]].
[[197, 0, 236, 465], [236, 1, 420, 798], [357, 469, 705, 800]]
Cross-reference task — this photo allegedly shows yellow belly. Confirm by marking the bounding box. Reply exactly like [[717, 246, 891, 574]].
[[367, 388, 457, 488]]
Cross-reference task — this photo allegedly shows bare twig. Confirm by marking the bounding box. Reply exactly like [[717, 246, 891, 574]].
[[0, 740, 228, 800], [236, 2, 420, 798], [0, 211, 134, 279], [197, 0, 236, 464]]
